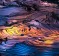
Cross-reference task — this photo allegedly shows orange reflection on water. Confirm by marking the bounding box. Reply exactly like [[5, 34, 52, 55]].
[[0, 24, 59, 46]]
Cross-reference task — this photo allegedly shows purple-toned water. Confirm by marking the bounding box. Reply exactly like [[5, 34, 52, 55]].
[[0, 0, 59, 56]]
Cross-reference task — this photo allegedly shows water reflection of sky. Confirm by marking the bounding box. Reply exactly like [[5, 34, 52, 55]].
[[0, 43, 58, 56]]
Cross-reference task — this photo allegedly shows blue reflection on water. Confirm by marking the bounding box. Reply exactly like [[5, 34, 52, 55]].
[[0, 43, 59, 56], [5, 43, 38, 56], [0, 17, 8, 26], [42, 50, 53, 56]]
